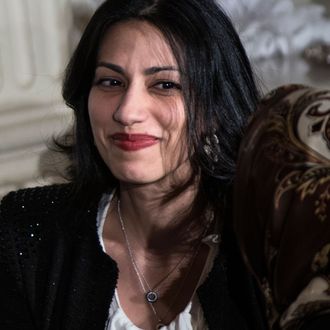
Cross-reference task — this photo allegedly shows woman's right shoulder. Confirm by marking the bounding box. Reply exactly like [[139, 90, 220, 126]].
[[0, 183, 80, 265], [0, 183, 75, 225]]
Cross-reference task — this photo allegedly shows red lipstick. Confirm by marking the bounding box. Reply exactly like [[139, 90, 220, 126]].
[[111, 133, 158, 151]]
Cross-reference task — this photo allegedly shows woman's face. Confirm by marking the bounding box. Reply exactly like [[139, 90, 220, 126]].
[[88, 20, 188, 185]]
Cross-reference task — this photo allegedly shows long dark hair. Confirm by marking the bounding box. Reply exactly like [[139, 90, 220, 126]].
[[60, 0, 259, 216]]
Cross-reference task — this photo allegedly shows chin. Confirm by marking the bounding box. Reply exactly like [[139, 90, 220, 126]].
[[106, 157, 191, 187], [114, 169, 192, 188], [116, 175, 168, 187], [110, 166, 165, 186]]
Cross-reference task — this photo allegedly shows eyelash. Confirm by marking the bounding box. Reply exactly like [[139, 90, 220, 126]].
[[155, 81, 182, 90], [94, 78, 181, 91], [95, 78, 123, 87]]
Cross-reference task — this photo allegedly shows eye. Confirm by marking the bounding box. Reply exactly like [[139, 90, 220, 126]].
[[95, 78, 124, 88], [155, 81, 182, 90]]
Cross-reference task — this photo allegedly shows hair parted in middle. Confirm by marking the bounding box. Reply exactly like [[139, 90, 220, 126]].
[[61, 0, 260, 213]]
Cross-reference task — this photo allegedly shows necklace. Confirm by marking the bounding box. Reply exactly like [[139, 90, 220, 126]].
[[117, 199, 214, 327], [117, 199, 200, 303]]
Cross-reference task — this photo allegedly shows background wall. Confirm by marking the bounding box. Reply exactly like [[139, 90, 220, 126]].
[[221, 0, 330, 89], [0, 0, 73, 197], [0, 0, 329, 198]]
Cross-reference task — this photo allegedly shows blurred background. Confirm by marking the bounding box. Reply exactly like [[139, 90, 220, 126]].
[[0, 0, 329, 197]]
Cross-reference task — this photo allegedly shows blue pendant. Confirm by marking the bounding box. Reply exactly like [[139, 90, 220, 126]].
[[146, 291, 158, 303]]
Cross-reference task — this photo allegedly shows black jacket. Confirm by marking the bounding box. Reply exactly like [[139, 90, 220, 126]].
[[0, 184, 265, 329]]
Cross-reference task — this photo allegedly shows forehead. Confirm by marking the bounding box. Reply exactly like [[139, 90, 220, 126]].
[[97, 20, 177, 67]]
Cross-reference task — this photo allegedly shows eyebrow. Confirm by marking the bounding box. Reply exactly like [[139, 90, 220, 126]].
[[96, 62, 179, 75], [144, 66, 179, 75]]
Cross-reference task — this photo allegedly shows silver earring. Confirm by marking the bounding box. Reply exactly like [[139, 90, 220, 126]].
[[203, 130, 220, 163]]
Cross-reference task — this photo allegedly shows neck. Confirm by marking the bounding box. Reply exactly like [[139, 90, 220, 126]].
[[116, 180, 200, 252]]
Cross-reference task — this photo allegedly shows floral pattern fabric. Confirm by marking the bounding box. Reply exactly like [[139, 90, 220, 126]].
[[234, 85, 330, 329]]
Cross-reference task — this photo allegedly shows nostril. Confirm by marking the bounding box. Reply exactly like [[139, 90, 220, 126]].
[[112, 100, 148, 126]]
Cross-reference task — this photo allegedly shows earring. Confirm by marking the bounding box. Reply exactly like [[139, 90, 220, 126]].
[[203, 130, 220, 163]]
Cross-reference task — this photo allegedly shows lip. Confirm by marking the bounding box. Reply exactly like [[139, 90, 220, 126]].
[[110, 133, 159, 151]]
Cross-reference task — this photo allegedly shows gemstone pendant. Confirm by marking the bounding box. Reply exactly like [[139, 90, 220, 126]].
[[146, 291, 158, 303]]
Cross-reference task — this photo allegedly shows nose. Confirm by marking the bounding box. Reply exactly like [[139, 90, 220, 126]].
[[113, 83, 149, 127]]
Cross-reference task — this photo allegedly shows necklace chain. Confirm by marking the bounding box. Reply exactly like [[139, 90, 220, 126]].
[[117, 200, 163, 323], [117, 198, 214, 327]]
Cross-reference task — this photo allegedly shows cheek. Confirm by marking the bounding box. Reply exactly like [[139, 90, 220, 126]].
[[88, 92, 99, 129], [157, 98, 186, 133], [88, 91, 111, 135], [166, 104, 186, 143], [159, 103, 188, 167]]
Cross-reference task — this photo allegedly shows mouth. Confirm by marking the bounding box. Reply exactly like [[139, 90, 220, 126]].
[[110, 133, 159, 151]]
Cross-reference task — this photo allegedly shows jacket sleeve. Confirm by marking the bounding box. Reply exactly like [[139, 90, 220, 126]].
[[0, 192, 36, 329]]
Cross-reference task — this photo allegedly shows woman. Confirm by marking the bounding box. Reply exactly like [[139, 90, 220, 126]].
[[0, 0, 265, 329]]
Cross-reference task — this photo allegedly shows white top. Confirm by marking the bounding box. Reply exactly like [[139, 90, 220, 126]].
[[96, 192, 220, 330]]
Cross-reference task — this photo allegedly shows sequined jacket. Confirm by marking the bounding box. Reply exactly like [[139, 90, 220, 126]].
[[0, 184, 266, 330]]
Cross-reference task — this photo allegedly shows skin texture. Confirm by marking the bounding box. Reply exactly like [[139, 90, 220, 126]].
[[88, 21, 210, 329], [88, 20, 188, 185]]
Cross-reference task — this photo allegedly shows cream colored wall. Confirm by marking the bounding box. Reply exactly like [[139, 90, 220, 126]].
[[0, 0, 73, 196]]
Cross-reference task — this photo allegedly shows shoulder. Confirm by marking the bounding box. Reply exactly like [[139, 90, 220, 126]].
[[0, 183, 74, 218], [0, 182, 102, 269], [0, 182, 105, 237], [0, 184, 75, 281], [0, 183, 81, 241]]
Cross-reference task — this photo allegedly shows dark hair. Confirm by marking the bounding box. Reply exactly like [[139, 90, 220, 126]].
[[61, 0, 259, 214]]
